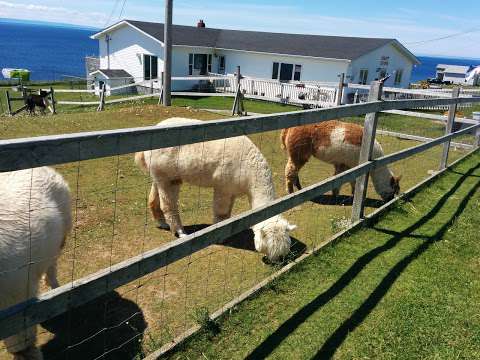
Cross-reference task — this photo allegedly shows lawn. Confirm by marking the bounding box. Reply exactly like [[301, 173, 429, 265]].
[[162, 151, 480, 360], [0, 99, 475, 359]]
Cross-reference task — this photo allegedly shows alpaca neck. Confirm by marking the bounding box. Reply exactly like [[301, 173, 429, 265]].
[[248, 159, 277, 209], [371, 166, 393, 197]]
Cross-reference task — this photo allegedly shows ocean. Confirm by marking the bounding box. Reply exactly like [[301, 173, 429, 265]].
[[0, 19, 98, 81], [0, 19, 479, 83]]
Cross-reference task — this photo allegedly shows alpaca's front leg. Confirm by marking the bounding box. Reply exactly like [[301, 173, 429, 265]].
[[148, 183, 169, 230], [213, 189, 234, 223], [158, 180, 186, 237]]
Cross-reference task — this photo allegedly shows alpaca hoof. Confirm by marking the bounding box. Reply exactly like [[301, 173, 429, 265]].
[[156, 221, 170, 230], [13, 346, 43, 360], [176, 230, 188, 238]]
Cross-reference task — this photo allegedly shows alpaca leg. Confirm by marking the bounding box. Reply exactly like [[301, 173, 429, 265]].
[[213, 189, 234, 223], [45, 263, 59, 289], [158, 180, 186, 237], [332, 164, 343, 197], [4, 282, 42, 360], [148, 183, 169, 230], [285, 158, 304, 194]]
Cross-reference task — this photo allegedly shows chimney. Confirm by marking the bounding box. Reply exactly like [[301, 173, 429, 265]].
[[197, 19, 205, 28]]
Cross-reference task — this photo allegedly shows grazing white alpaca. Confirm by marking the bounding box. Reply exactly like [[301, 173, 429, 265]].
[[135, 117, 297, 262], [0, 167, 72, 360]]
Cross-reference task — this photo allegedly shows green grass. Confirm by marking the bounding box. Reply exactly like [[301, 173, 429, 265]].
[[162, 151, 480, 360]]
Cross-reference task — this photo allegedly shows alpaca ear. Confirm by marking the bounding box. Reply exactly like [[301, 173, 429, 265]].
[[287, 224, 297, 232]]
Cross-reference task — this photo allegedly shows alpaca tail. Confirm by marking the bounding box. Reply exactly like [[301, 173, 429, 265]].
[[134, 151, 149, 174], [280, 128, 289, 151]]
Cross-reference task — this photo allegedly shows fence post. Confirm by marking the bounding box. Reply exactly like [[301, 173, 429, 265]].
[[6, 91, 12, 116], [50, 87, 56, 114], [439, 87, 460, 170], [473, 111, 480, 147], [351, 80, 384, 222], [97, 83, 106, 112], [336, 73, 345, 106], [232, 66, 244, 116], [150, 80, 154, 94]]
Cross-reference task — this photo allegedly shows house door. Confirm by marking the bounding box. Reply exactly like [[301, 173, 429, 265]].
[[279, 63, 293, 81], [144, 54, 158, 80]]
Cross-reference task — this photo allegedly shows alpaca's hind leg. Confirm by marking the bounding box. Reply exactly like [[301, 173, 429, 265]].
[[45, 263, 59, 289], [285, 158, 305, 194], [4, 282, 42, 359], [213, 189, 234, 223], [148, 183, 169, 230], [158, 180, 186, 237]]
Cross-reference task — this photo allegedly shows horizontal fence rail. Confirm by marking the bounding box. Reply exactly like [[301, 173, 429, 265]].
[[2, 96, 480, 172], [0, 120, 478, 340]]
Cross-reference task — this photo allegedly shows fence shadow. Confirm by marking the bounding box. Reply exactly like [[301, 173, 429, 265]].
[[183, 224, 307, 262], [310, 194, 384, 208], [41, 291, 147, 360], [245, 163, 480, 360]]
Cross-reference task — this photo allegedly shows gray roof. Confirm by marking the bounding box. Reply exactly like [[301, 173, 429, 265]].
[[93, 69, 133, 78], [114, 20, 404, 61]]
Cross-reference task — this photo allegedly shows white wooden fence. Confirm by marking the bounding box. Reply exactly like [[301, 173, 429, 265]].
[[348, 83, 479, 110], [1, 83, 479, 353]]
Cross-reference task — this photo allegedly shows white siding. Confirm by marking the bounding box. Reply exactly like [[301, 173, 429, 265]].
[[349, 43, 414, 88], [99, 25, 164, 81], [216, 49, 349, 82]]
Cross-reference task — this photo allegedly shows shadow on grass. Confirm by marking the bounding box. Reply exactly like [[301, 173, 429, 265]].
[[245, 163, 480, 360], [41, 291, 147, 360], [183, 224, 307, 262], [310, 194, 384, 208]]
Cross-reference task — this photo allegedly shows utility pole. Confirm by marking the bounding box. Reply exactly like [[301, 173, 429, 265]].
[[163, 0, 173, 106]]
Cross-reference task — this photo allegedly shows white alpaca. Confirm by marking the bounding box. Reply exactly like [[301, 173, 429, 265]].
[[0, 167, 72, 360], [135, 118, 297, 262]]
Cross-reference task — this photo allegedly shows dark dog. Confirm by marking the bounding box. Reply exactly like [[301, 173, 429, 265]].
[[26, 90, 51, 115]]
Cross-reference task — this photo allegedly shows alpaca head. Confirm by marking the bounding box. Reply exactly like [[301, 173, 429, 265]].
[[379, 175, 401, 201], [253, 216, 297, 262]]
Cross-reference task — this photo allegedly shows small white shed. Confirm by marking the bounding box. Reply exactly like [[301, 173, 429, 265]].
[[90, 69, 134, 96]]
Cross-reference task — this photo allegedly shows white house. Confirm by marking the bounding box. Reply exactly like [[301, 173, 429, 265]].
[[436, 64, 472, 85], [89, 69, 134, 95], [90, 19, 420, 97]]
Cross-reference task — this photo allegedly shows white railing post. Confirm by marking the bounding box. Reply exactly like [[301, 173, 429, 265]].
[[351, 80, 384, 222], [473, 111, 480, 147], [439, 87, 460, 170], [336, 73, 345, 106]]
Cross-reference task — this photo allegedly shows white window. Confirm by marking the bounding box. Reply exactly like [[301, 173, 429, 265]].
[[359, 69, 368, 85], [394, 69, 403, 85], [189, 54, 212, 75], [272, 62, 302, 81]]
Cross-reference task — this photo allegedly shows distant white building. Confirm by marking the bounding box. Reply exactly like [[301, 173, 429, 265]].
[[90, 19, 420, 95], [436, 64, 473, 85]]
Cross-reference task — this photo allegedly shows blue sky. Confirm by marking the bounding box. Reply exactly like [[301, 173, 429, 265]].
[[0, 0, 479, 58]]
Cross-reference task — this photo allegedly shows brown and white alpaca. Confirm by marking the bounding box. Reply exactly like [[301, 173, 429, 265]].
[[281, 120, 400, 200], [135, 117, 297, 262]]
